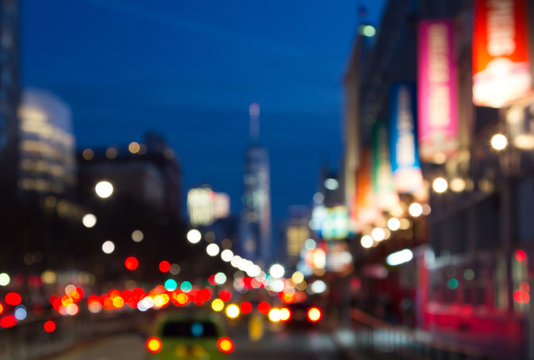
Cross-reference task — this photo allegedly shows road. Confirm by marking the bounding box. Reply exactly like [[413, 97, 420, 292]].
[[48, 328, 346, 360]]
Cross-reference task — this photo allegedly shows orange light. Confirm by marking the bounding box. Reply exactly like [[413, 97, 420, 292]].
[[124, 256, 139, 271], [146, 337, 162, 353], [43, 320, 56, 333], [307, 307, 322, 322], [0, 302, 3, 315], [279, 307, 291, 322], [217, 337, 234, 353]]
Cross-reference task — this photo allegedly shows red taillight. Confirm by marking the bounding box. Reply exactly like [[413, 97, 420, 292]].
[[307, 307, 322, 322], [146, 336, 162, 353], [217, 337, 234, 353]]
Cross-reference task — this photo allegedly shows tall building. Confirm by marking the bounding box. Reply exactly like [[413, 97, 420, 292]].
[[0, 0, 20, 200], [187, 185, 230, 226], [240, 103, 272, 264], [18, 88, 76, 197]]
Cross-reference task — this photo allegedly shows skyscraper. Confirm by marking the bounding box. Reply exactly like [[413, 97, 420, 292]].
[[240, 103, 272, 265]]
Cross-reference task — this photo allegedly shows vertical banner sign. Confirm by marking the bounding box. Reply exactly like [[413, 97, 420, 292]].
[[371, 121, 399, 211], [389, 83, 424, 194], [418, 20, 459, 163], [473, 0, 531, 108], [354, 149, 378, 229]]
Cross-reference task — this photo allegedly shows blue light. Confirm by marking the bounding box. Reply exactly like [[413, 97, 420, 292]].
[[14, 305, 27, 321], [191, 322, 203, 337]]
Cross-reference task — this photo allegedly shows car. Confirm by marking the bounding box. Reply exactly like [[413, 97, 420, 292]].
[[283, 302, 323, 330], [146, 311, 234, 359]]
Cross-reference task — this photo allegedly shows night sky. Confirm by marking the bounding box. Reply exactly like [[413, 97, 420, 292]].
[[21, 0, 385, 228]]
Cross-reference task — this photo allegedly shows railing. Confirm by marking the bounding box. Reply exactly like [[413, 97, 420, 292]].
[[348, 308, 498, 360], [0, 310, 151, 360]]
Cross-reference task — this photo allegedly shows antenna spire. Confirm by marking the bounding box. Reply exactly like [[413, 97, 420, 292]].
[[249, 102, 260, 140]]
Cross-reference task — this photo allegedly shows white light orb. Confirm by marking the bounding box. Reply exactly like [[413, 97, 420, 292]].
[[269, 264, 285, 279], [186, 229, 201, 244], [432, 177, 448, 194], [82, 213, 97, 228], [361, 235, 373, 249], [95, 181, 114, 198], [408, 202, 423, 217], [221, 249, 234, 262], [387, 217, 401, 231], [371, 228, 385, 242], [206, 243, 220, 257], [131, 230, 144, 242], [491, 133, 508, 151], [102, 240, 115, 254]]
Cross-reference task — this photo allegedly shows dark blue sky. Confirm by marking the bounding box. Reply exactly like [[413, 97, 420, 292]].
[[21, 0, 385, 227]]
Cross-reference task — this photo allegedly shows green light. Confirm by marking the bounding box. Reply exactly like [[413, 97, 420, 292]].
[[165, 279, 178, 291], [359, 25, 376, 37], [180, 281, 192, 293], [447, 278, 459, 290]]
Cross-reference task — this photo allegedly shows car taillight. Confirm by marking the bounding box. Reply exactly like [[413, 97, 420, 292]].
[[217, 337, 234, 353], [146, 336, 162, 353], [279, 307, 291, 322], [307, 307, 322, 322]]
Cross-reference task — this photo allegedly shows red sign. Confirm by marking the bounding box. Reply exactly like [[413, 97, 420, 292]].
[[473, 0, 531, 107]]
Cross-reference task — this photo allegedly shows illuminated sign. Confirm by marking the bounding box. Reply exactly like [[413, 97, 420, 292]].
[[473, 0, 531, 107], [389, 83, 424, 194], [354, 149, 378, 228], [371, 121, 399, 210], [321, 206, 350, 240], [417, 20, 459, 163]]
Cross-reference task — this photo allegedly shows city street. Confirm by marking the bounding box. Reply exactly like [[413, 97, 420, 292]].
[[48, 329, 346, 360]]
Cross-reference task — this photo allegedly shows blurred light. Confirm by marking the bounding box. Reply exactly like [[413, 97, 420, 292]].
[[515, 250, 527, 262], [82, 214, 97, 228], [0, 273, 10, 287], [240, 301, 253, 314], [270, 279, 284, 292], [313, 192, 324, 204], [386, 249, 413, 266], [131, 230, 144, 242], [219, 290, 232, 302], [359, 24, 376, 37], [360, 235, 373, 248], [447, 278, 459, 290], [5, 292, 22, 306], [230, 255, 241, 268], [124, 256, 139, 271], [304, 238, 316, 250], [432, 177, 448, 193], [310, 280, 327, 294], [269, 264, 285, 278], [450, 178, 466, 192], [180, 281, 192, 293], [170, 263, 181, 275], [66, 303, 79, 316], [95, 181, 114, 198], [491, 133, 508, 151], [400, 218, 411, 230], [279, 307, 291, 322], [324, 178, 339, 190], [225, 304, 240, 319], [268, 308, 281, 322], [14, 305, 27, 320], [0, 303, 3, 315], [187, 229, 201, 244], [214, 272, 227, 285], [387, 218, 400, 231], [164, 279, 178, 291], [217, 337, 234, 354], [41, 270, 56, 284], [408, 202, 423, 217], [258, 301, 270, 314], [211, 299, 224, 312], [464, 269, 475, 281], [44, 320, 56, 333], [422, 204, 432, 216], [0, 315, 17, 328], [159, 260, 171, 273], [146, 337, 162, 353], [514, 290, 530, 304], [206, 243, 220, 257], [82, 148, 94, 160], [105, 147, 117, 159], [221, 249, 233, 262], [307, 307, 322, 322], [291, 271, 304, 284], [128, 141, 140, 154], [371, 228, 385, 241], [102, 241, 115, 254], [137, 297, 154, 312]]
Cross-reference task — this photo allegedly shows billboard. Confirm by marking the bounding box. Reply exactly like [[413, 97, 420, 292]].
[[417, 20, 459, 163], [389, 83, 424, 194], [354, 149, 379, 228], [473, 0, 531, 108]]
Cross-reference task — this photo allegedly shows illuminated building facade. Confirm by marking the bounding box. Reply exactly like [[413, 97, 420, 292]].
[[282, 206, 310, 271], [18, 89, 76, 196], [343, 0, 534, 357], [187, 186, 230, 226]]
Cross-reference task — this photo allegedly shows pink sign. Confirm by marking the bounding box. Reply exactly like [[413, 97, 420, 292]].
[[417, 20, 459, 163]]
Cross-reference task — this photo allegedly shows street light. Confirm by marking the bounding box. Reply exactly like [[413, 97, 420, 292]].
[[95, 181, 114, 198], [186, 229, 201, 244], [269, 264, 285, 278]]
